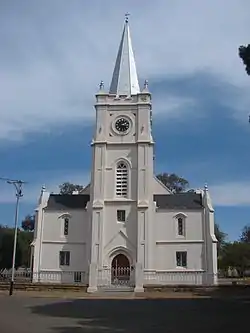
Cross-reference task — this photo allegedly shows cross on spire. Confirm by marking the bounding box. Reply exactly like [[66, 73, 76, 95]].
[[125, 12, 130, 23]]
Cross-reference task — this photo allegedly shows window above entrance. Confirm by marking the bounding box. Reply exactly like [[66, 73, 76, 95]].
[[117, 210, 126, 222]]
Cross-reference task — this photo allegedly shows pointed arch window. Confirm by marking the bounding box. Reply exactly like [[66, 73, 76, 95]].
[[64, 217, 69, 236], [116, 161, 128, 197], [177, 217, 184, 236]]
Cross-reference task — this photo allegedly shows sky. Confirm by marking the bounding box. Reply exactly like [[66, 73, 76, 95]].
[[0, 0, 250, 241]]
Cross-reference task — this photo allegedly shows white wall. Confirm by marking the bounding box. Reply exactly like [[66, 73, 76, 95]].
[[154, 209, 204, 271], [155, 243, 203, 270], [42, 209, 89, 243], [41, 243, 87, 271], [155, 210, 203, 241], [39, 209, 90, 273], [102, 202, 137, 266]]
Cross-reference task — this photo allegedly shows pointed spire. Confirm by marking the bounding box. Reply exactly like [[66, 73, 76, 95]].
[[109, 14, 140, 96]]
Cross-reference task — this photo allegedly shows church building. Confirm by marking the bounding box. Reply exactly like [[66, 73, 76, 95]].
[[31, 17, 218, 292]]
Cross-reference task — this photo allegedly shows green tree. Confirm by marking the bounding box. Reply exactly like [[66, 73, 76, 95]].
[[59, 182, 85, 195], [240, 224, 250, 243], [0, 227, 22, 270], [215, 223, 227, 254], [156, 173, 189, 193], [18, 230, 33, 267], [21, 214, 35, 232], [220, 242, 250, 277]]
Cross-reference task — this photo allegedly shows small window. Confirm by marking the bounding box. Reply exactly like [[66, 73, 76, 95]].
[[64, 217, 69, 235], [74, 272, 82, 283], [176, 251, 187, 267], [177, 217, 184, 236], [117, 210, 126, 222], [59, 251, 70, 266]]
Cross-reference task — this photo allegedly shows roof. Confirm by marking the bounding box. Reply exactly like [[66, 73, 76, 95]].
[[79, 183, 90, 195], [44, 192, 202, 211], [154, 193, 203, 210], [109, 17, 140, 96], [45, 194, 90, 210]]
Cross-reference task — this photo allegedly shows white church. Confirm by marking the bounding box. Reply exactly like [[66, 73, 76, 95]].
[[31, 17, 218, 292]]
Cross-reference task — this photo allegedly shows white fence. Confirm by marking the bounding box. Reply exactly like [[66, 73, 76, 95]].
[[0, 268, 218, 286], [144, 271, 216, 286], [0, 270, 88, 284]]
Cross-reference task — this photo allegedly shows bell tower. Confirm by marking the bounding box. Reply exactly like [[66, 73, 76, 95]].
[[88, 16, 155, 292]]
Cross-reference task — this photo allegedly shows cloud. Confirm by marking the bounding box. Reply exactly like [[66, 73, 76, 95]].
[[1, 0, 250, 141], [0, 170, 90, 204], [209, 181, 250, 207]]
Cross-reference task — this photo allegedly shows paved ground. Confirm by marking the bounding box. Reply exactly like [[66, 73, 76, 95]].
[[0, 294, 249, 333]]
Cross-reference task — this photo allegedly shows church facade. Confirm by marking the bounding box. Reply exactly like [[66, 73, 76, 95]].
[[31, 18, 218, 292]]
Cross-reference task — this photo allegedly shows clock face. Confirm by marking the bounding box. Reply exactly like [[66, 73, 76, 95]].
[[115, 117, 130, 133]]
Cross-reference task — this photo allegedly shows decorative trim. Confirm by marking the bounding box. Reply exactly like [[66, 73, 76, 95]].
[[105, 198, 135, 203], [42, 240, 86, 245], [173, 212, 188, 218], [107, 246, 134, 266], [156, 240, 204, 244], [113, 157, 132, 169], [58, 213, 72, 219], [156, 208, 203, 212], [144, 269, 205, 273]]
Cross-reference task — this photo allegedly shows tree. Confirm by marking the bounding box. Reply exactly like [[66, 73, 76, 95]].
[[219, 242, 250, 277], [18, 230, 33, 267], [238, 44, 250, 75], [0, 227, 22, 270], [21, 214, 35, 232], [59, 182, 85, 195], [240, 224, 250, 243], [215, 223, 227, 254], [156, 173, 189, 193]]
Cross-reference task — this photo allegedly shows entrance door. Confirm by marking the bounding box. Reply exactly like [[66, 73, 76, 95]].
[[111, 254, 130, 284]]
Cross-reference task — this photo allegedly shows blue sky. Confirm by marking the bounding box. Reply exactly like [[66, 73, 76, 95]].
[[1, 0, 250, 241]]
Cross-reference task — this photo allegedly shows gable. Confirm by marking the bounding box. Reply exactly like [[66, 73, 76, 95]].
[[153, 176, 172, 195]]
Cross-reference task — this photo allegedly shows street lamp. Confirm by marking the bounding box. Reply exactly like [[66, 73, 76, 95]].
[[0, 177, 26, 296]]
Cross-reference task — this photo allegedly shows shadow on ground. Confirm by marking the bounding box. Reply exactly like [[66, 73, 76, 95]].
[[31, 297, 250, 333]]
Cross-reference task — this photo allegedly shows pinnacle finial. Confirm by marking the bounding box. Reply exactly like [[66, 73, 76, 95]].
[[99, 80, 104, 90], [41, 185, 46, 192], [125, 12, 130, 23], [144, 79, 149, 89], [204, 183, 208, 191]]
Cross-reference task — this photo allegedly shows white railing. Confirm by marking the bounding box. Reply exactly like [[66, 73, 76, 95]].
[[0, 270, 88, 284], [144, 271, 217, 286], [0, 268, 218, 286]]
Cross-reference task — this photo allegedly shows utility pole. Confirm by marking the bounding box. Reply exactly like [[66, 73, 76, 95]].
[[0, 177, 26, 296]]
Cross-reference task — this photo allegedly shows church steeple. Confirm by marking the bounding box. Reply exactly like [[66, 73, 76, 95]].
[[109, 14, 140, 96]]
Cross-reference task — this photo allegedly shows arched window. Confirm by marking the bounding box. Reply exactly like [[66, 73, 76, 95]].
[[64, 217, 69, 236], [177, 217, 184, 236], [116, 161, 128, 197]]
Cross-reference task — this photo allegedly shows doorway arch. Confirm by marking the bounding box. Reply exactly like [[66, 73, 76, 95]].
[[111, 253, 130, 283]]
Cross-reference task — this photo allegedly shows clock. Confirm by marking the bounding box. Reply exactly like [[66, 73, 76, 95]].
[[115, 117, 130, 133]]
